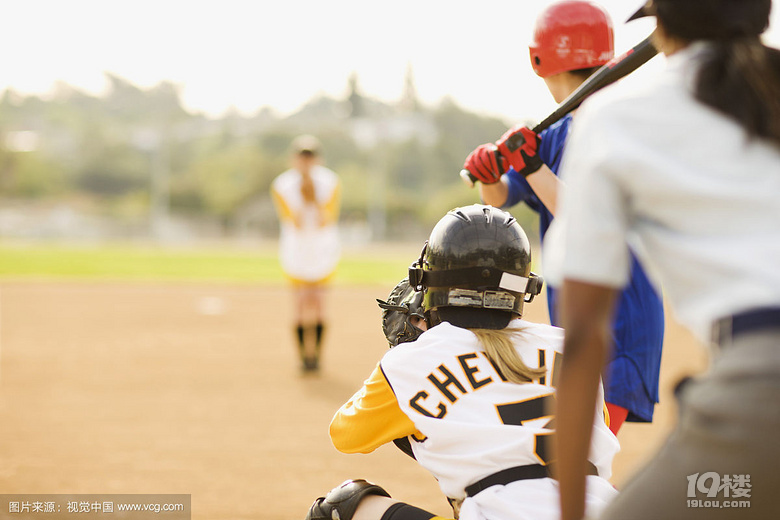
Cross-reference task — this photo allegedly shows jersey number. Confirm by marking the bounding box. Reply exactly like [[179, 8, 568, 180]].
[[496, 393, 556, 465]]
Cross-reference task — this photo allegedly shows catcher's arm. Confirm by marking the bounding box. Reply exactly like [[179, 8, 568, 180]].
[[376, 278, 429, 459], [330, 279, 428, 455], [329, 365, 419, 454], [377, 279, 463, 516]]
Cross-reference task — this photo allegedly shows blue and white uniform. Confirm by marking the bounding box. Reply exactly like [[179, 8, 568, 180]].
[[499, 115, 664, 422]]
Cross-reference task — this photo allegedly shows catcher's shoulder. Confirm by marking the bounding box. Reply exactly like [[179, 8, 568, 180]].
[[515, 317, 562, 336], [514, 318, 564, 339], [381, 322, 468, 360]]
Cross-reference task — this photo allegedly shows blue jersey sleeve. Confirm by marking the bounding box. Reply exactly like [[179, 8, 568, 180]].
[[500, 116, 571, 227], [503, 168, 544, 212]]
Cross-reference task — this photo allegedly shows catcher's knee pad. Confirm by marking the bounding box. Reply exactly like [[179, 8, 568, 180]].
[[305, 479, 391, 520]]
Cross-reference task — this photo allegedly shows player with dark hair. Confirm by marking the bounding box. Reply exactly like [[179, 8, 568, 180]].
[[463, 0, 665, 434], [551, 1, 780, 518], [305, 205, 619, 520]]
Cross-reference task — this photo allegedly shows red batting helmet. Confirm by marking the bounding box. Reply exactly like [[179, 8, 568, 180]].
[[529, 0, 615, 78]]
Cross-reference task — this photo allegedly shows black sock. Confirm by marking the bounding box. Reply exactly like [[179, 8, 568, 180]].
[[303, 325, 319, 371], [295, 324, 306, 359], [314, 322, 325, 354]]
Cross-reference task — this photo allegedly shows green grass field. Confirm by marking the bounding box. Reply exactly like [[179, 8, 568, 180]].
[[0, 242, 420, 285]]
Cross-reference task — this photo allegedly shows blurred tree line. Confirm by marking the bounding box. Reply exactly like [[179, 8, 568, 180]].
[[0, 73, 539, 241]]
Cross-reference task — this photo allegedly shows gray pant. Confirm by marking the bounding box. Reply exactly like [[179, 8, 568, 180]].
[[601, 329, 780, 519]]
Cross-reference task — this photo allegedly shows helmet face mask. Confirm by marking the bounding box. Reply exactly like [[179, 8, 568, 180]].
[[408, 241, 428, 292], [408, 205, 543, 330]]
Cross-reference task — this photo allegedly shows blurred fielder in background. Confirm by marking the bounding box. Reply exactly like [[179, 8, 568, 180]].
[[463, 0, 665, 434], [271, 135, 341, 372], [550, 0, 780, 518]]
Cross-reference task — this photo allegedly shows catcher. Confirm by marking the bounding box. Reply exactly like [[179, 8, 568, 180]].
[[304, 205, 619, 520]]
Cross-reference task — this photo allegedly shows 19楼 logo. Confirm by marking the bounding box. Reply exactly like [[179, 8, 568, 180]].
[[686, 473, 751, 509]]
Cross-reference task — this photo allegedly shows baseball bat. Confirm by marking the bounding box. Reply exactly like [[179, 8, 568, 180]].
[[460, 32, 658, 187]]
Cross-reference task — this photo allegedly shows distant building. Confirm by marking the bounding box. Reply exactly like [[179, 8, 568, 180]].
[[347, 72, 365, 118], [399, 62, 421, 113]]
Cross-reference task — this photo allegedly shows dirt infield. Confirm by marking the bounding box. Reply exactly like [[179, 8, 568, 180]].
[[0, 283, 708, 520]]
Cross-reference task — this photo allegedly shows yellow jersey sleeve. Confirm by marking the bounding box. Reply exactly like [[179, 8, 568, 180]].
[[321, 181, 341, 226], [270, 186, 295, 222], [329, 364, 420, 454]]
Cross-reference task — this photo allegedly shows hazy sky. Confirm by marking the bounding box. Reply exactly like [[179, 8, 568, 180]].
[[3, 0, 780, 123]]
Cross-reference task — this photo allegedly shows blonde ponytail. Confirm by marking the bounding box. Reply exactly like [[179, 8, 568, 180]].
[[471, 328, 546, 384]]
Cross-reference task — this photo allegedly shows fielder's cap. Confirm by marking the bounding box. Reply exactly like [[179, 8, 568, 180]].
[[627, 0, 770, 39], [627, 0, 654, 22], [291, 134, 321, 155]]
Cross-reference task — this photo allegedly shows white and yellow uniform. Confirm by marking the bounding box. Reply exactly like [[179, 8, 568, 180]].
[[330, 319, 619, 520], [271, 165, 341, 284]]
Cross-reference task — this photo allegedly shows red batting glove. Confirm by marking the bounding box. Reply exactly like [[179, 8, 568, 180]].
[[463, 143, 508, 184], [496, 126, 543, 178]]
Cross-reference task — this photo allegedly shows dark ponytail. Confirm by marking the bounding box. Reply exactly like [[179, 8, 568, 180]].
[[653, 0, 780, 147], [694, 39, 780, 147]]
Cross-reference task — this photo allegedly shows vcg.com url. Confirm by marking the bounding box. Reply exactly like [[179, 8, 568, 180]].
[[687, 499, 751, 508], [116, 503, 185, 513]]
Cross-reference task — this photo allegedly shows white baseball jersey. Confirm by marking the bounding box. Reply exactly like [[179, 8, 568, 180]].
[[271, 165, 340, 283], [330, 319, 619, 520]]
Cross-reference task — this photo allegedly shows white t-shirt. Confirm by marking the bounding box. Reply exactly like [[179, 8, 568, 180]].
[[381, 320, 619, 520], [548, 43, 780, 341]]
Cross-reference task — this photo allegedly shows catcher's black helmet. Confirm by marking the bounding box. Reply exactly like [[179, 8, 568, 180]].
[[408, 204, 543, 330]]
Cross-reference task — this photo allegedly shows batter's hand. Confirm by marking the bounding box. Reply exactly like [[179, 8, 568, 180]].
[[496, 126, 543, 178], [463, 143, 508, 184]]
